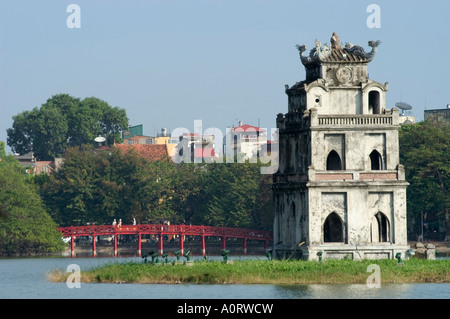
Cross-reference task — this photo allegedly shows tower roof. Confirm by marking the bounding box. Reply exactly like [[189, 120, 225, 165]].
[[296, 33, 381, 67]]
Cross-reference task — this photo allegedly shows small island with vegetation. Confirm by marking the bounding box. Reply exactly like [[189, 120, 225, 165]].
[[48, 257, 450, 285]]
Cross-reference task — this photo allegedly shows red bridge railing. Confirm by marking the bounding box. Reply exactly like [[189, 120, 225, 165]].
[[58, 224, 273, 258]]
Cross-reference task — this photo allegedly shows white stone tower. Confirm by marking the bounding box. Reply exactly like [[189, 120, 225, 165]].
[[272, 33, 409, 260]]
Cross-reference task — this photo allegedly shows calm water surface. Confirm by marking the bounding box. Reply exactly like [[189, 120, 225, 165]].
[[0, 256, 449, 299]]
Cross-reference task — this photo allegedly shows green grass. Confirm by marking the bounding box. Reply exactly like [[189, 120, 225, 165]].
[[47, 258, 450, 285]]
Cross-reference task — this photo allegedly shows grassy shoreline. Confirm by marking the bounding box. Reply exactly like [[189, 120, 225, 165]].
[[47, 258, 450, 285]]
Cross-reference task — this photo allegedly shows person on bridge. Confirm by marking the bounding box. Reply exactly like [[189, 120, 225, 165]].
[[112, 219, 117, 227], [118, 219, 122, 229]]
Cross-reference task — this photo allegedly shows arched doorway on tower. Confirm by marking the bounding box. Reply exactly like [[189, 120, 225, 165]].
[[368, 90, 381, 114], [323, 212, 344, 243], [371, 211, 390, 243], [369, 149, 383, 170]]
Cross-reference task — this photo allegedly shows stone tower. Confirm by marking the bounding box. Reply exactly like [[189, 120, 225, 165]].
[[272, 33, 409, 260]]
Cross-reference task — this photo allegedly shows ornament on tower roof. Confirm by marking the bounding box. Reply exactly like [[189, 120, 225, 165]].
[[296, 32, 381, 66], [330, 32, 342, 50]]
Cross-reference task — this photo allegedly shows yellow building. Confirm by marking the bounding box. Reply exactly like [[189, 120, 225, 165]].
[[153, 135, 177, 157], [122, 126, 178, 157]]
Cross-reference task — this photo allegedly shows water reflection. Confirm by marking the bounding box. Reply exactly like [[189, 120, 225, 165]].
[[275, 284, 413, 299]]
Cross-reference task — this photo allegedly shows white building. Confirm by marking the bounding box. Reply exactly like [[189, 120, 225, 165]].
[[173, 132, 216, 163], [272, 33, 410, 261], [223, 122, 269, 161]]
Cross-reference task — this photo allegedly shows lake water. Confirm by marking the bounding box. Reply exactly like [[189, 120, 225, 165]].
[[0, 256, 449, 300]]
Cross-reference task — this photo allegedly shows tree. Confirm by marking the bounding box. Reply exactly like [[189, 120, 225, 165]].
[[0, 142, 64, 256], [399, 121, 450, 240], [167, 162, 207, 224], [7, 94, 128, 160], [37, 145, 274, 230], [252, 173, 274, 230], [38, 145, 150, 226], [195, 161, 272, 229]]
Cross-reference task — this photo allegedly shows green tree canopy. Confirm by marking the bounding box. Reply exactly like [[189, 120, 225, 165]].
[[37, 147, 273, 230], [0, 141, 64, 256], [196, 162, 260, 228], [7, 94, 128, 160], [38, 145, 149, 226], [399, 120, 450, 240]]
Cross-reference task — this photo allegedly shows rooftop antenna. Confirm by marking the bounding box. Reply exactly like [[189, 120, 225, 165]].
[[395, 102, 413, 116], [94, 136, 106, 147]]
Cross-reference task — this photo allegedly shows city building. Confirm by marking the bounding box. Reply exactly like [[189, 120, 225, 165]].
[[122, 125, 178, 157], [13, 152, 59, 175], [398, 115, 415, 125], [153, 128, 178, 158], [122, 124, 154, 145], [424, 105, 450, 123], [173, 132, 216, 163], [122, 124, 145, 139], [272, 33, 409, 261], [223, 121, 270, 161], [123, 135, 155, 145]]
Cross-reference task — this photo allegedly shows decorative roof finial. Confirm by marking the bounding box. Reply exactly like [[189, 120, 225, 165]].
[[344, 40, 381, 62], [296, 34, 381, 67], [330, 32, 341, 50]]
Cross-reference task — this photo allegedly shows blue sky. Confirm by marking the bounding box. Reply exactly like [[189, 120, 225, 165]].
[[1, 0, 449, 154]]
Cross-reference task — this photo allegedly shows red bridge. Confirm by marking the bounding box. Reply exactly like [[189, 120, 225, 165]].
[[58, 224, 273, 258]]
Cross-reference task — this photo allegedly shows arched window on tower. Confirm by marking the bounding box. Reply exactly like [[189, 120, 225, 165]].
[[326, 150, 342, 170], [371, 212, 390, 243], [368, 91, 381, 114], [323, 212, 344, 242], [369, 150, 383, 170]]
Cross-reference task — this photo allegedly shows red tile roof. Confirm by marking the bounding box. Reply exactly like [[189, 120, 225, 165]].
[[114, 144, 170, 162], [233, 124, 265, 132]]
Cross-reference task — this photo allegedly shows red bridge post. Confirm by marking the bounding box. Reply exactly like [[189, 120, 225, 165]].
[[179, 233, 184, 256], [221, 236, 226, 251], [114, 233, 118, 257], [71, 228, 75, 258], [201, 235, 206, 256], [92, 233, 96, 257], [137, 231, 142, 257], [158, 224, 163, 256]]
